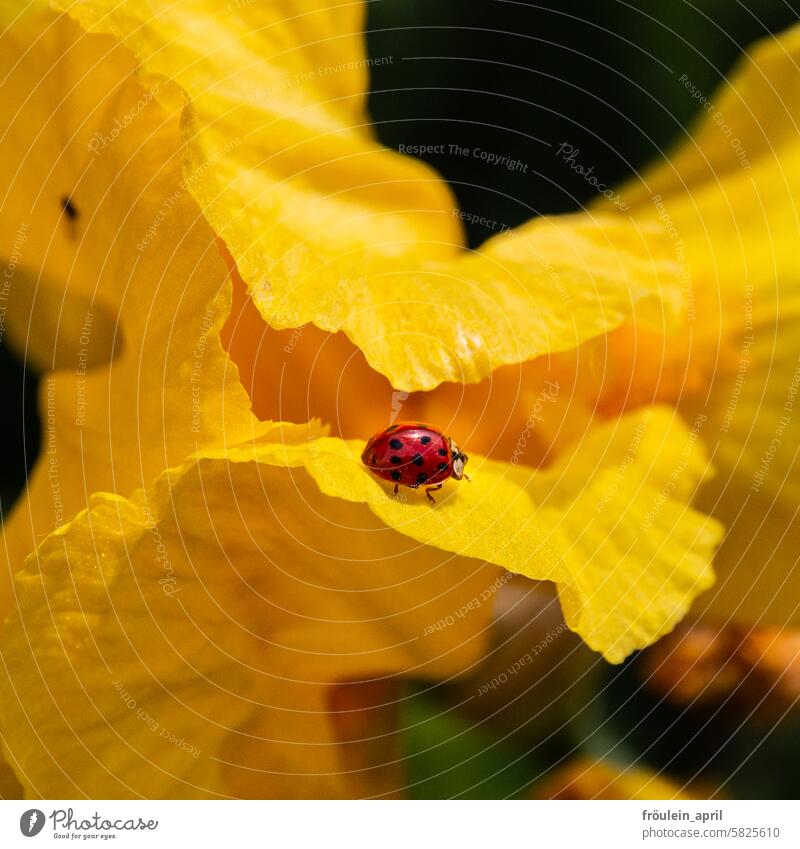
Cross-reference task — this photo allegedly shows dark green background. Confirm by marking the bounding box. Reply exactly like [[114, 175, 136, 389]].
[[368, 0, 800, 242]]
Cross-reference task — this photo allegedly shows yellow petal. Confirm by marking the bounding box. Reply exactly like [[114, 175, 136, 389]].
[[344, 213, 681, 391], [40, 0, 682, 390], [0, 755, 23, 799], [273, 406, 720, 663], [0, 12, 135, 371], [0, 448, 502, 799], [0, 8, 707, 677], [1, 402, 719, 796], [0, 5, 724, 798], [615, 25, 800, 215], [0, 13, 280, 608], [685, 299, 800, 625]]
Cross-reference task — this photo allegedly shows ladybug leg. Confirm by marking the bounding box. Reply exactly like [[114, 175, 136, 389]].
[[462, 473, 471, 483], [425, 484, 443, 504], [393, 483, 399, 496]]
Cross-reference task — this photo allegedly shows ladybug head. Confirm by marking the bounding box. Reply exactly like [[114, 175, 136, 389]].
[[450, 441, 469, 479]]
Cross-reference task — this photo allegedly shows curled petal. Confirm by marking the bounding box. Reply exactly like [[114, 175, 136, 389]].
[[1, 441, 502, 798], [280, 406, 721, 663]]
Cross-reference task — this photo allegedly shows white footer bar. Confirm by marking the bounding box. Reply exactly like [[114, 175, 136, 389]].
[[1, 800, 796, 848]]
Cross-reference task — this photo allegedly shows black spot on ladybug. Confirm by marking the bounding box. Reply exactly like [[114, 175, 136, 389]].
[[412, 454, 424, 466], [390, 456, 402, 464], [371, 454, 376, 464], [390, 470, 402, 481], [420, 435, 431, 444], [438, 462, 449, 472], [389, 438, 403, 449], [417, 472, 428, 484], [438, 449, 448, 456]]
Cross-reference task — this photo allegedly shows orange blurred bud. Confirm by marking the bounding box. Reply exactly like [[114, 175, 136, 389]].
[[640, 622, 800, 722]]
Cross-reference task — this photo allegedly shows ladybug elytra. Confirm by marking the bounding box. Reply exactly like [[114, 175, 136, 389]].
[[361, 421, 469, 503]]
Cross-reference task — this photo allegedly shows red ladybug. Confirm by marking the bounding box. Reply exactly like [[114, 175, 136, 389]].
[[361, 422, 470, 503]]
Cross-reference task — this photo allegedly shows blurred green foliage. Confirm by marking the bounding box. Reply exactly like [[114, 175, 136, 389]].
[[399, 684, 536, 799]]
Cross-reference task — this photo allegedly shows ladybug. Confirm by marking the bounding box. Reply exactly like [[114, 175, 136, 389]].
[[361, 421, 470, 503]]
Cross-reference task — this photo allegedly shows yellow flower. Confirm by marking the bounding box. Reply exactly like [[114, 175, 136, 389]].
[[640, 621, 800, 723], [533, 757, 701, 800], [595, 25, 800, 625], [0, 1, 795, 798]]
